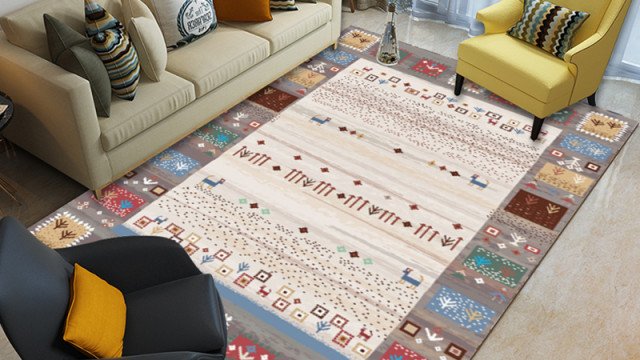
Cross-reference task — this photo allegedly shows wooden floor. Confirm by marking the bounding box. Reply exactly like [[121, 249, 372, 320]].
[[1, 8, 639, 359]]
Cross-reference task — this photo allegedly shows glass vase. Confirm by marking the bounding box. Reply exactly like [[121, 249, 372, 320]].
[[376, 3, 400, 66]]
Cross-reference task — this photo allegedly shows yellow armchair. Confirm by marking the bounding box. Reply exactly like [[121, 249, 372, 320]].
[[454, 0, 632, 140]]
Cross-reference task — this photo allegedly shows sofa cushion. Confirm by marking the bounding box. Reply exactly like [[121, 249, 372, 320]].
[[215, 0, 272, 22], [458, 33, 575, 103], [226, 2, 331, 54], [508, 0, 590, 59], [270, 0, 298, 11], [141, 0, 218, 49], [123, 274, 226, 355], [63, 263, 126, 358], [85, 0, 142, 101], [122, 0, 168, 81], [166, 25, 270, 97], [0, 0, 124, 60], [0, 0, 84, 60], [44, 14, 112, 117], [100, 72, 196, 151]]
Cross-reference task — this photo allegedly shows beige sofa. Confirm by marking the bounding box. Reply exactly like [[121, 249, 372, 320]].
[[0, 0, 341, 197]]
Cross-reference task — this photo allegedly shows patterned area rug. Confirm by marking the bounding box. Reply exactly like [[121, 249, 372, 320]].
[[30, 27, 637, 359]]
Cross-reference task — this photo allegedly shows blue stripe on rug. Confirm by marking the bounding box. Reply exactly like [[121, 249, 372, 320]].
[[216, 279, 348, 359], [113, 224, 138, 236]]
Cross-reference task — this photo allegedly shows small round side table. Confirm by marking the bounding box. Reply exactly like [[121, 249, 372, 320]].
[[0, 91, 19, 204]]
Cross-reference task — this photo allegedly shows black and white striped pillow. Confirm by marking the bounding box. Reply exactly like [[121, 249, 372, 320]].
[[270, 0, 298, 11]]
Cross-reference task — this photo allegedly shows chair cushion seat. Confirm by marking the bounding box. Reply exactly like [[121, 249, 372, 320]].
[[458, 33, 575, 103], [225, 2, 332, 54], [167, 25, 270, 98], [99, 72, 196, 151], [123, 274, 226, 355]]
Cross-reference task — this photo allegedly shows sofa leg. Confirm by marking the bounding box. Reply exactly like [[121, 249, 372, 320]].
[[587, 92, 597, 106], [333, 42, 338, 50], [531, 116, 544, 141], [454, 74, 465, 96], [93, 185, 109, 201]]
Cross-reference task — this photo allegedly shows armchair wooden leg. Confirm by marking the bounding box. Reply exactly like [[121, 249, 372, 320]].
[[454, 74, 465, 96], [587, 92, 597, 107], [349, 0, 356, 13], [531, 116, 545, 141]]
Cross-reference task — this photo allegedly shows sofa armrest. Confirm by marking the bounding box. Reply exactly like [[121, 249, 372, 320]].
[[56, 236, 202, 294], [562, 0, 631, 103], [0, 33, 112, 190], [563, 32, 603, 76], [476, 0, 523, 34], [317, 0, 342, 42]]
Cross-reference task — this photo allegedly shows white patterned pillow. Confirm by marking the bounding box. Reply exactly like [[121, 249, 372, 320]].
[[142, 0, 217, 49]]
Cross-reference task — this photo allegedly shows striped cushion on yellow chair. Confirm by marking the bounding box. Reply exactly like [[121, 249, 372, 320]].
[[508, 0, 589, 59], [85, 0, 141, 101]]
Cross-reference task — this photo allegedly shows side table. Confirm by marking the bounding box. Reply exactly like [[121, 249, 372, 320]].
[[0, 91, 19, 204]]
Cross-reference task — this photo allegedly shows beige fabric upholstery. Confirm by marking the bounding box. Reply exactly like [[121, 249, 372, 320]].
[[0, 0, 124, 60], [318, 0, 341, 42], [0, 0, 341, 191], [107, 23, 333, 178], [0, 33, 112, 188], [99, 73, 195, 151], [127, 17, 167, 82], [167, 25, 270, 98], [0, 0, 84, 60], [122, 0, 167, 81], [458, 34, 575, 103], [226, 3, 332, 53]]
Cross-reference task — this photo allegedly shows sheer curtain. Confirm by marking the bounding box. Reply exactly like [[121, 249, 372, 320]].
[[355, 0, 499, 34], [409, 0, 498, 35], [605, 0, 640, 82]]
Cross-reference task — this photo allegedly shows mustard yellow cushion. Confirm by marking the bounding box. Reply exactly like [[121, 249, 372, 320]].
[[214, 0, 272, 22], [63, 263, 126, 358]]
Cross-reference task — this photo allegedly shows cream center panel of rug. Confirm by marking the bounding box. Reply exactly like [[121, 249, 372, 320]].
[[124, 58, 561, 357]]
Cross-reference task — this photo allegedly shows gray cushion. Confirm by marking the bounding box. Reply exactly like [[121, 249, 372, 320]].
[[44, 13, 111, 117], [123, 274, 227, 355]]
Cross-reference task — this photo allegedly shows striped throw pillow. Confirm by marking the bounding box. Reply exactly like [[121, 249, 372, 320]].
[[270, 0, 298, 11], [508, 0, 589, 59], [85, 0, 141, 100]]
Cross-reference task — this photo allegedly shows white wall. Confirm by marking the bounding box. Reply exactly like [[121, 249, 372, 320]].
[[0, 0, 39, 17]]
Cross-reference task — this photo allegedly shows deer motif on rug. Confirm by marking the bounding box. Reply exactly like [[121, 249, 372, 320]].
[[469, 174, 489, 190], [310, 115, 331, 125], [201, 176, 226, 189], [399, 268, 423, 289]]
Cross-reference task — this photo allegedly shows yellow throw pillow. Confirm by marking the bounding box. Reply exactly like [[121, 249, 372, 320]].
[[63, 263, 126, 358], [214, 0, 273, 22]]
